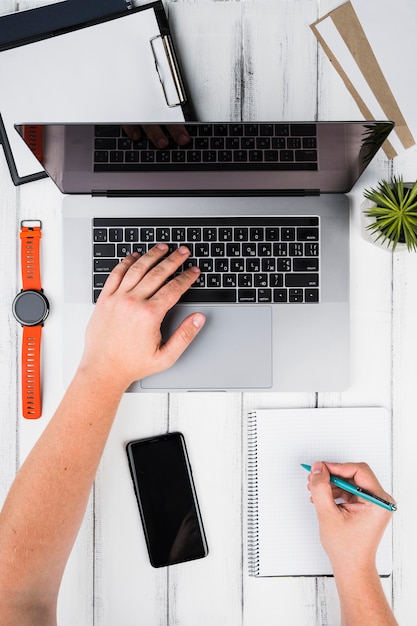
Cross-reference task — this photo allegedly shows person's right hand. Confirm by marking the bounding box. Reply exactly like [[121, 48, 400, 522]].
[[79, 244, 205, 391], [307, 461, 395, 574]]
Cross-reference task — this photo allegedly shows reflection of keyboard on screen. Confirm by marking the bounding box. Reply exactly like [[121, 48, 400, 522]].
[[93, 123, 318, 172], [92, 217, 320, 305]]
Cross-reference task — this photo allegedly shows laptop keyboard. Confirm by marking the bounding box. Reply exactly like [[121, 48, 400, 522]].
[[92, 216, 320, 305], [93, 123, 318, 172]]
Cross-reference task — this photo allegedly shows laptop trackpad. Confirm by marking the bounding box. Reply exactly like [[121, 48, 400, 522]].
[[140, 305, 272, 390]]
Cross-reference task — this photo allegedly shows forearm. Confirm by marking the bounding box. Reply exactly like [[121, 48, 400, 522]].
[[0, 247, 204, 625], [0, 365, 126, 617], [333, 563, 397, 626]]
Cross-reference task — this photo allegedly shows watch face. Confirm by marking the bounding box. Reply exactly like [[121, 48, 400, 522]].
[[12, 290, 49, 326]]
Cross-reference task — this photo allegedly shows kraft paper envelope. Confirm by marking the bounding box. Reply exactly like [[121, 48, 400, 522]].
[[311, 0, 415, 159]]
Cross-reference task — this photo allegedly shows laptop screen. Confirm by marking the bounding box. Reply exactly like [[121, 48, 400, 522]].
[[15, 120, 393, 195]]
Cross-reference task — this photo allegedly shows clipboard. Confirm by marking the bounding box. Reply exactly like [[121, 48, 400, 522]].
[[0, 0, 193, 185]]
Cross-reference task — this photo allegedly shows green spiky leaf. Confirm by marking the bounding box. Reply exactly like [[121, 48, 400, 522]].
[[363, 176, 417, 251]]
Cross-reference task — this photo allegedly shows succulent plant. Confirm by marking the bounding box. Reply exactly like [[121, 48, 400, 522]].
[[363, 176, 417, 251]]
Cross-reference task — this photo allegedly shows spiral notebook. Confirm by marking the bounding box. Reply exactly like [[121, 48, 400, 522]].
[[247, 407, 393, 577]]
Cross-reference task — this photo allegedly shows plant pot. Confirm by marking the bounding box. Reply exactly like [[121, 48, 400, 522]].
[[361, 199, 408, 252]]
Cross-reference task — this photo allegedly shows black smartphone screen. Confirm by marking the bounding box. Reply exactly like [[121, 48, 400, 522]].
[[126, 432, 208, 567]]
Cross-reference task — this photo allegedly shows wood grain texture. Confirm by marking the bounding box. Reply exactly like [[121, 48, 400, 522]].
[[0, 0, 19, 516], [1, 0, 416, 624], [0, 125, 19, 505]]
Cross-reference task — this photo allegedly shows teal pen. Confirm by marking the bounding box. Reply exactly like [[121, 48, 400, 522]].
[[301, 464, 397, 512]]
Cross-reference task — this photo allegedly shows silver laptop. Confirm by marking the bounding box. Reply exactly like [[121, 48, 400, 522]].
[[17, 120, 393, 392]]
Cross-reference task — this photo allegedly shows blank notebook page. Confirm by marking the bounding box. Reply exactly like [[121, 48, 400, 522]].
[[247, 407, 393, 577]]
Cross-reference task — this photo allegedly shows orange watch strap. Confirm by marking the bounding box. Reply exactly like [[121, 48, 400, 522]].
[[20, 224, 42, 291], [22, 324, 42, 419]]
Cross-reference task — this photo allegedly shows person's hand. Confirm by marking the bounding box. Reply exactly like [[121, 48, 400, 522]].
[[123, 124, 190, 148], [307, 461, 395, 574], [79, 244, 205, 390]]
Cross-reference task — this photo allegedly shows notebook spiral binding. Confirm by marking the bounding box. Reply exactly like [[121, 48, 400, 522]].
[[247, 412, 260, 576]]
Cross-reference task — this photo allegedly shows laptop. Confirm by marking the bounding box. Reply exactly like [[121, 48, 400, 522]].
[[17, 120, 393, 392]]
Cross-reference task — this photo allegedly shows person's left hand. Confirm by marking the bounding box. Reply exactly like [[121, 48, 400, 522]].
[[79, 244, 205, 390]]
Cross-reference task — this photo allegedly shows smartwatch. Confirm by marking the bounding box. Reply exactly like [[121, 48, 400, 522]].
[[12, 221, 49, 419]]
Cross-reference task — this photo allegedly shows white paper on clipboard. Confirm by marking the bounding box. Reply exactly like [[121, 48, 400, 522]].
[[0, 5, 186, 180]]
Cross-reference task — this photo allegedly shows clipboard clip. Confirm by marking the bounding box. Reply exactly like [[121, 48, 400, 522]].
[[150, 34, 187, 108]]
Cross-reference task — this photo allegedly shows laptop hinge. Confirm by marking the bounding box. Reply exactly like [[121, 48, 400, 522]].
[[92, 189, 321, 198]]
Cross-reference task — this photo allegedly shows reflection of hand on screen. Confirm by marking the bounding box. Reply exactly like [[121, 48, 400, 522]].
[[122, 124, 190, 148]]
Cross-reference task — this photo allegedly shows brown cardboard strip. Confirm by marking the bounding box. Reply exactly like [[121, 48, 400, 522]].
[[311, 1, 415, 158]]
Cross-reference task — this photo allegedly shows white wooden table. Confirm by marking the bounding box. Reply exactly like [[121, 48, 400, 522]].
[[1, 1, 417, 624]]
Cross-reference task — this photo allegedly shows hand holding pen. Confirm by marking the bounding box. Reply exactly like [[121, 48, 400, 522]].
[[306, 461, 398, 625], [302, 463, 397, 511], [306, 461, 395, 572]]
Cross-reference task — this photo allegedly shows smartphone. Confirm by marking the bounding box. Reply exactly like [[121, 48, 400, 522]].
[[126, 432, 208, 567]]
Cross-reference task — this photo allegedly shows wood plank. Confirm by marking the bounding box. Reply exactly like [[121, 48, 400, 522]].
[[93, 393, 170, 625], [168, 392, 243, 626], [167, 1, 244, 121], [316, 2, 395, 619], [242, 392, 319, 625], [0, 12, 19, 503], [239, 0, 321, 621], [391, 248, 417, 623], [240, 0, 318, 121]]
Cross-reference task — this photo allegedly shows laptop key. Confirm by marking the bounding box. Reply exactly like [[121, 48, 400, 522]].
[[223, 274, 237, 287], [305, 242, 319, 256], [238, 289, 256, 302], [275, 124, 289, 136], [125, 151, 140, 163], [203, 151, 217, 162], [172, 151, 186, 162], [273, 289, 288, 303], [207, 274, 222, 288], [187, 151, 202, 163], [95, 125, 120, 137], [214, 124, 228, 136], [229, 124, 244, 136], [291, 123, 316, 136], [93, 228, 107, 242], [298, 227, 319, 241], [285, 274, 319, 287], [156, 151, 171, 162], [260, 124, 274, 136], [94, 151, 108, 163], [258, 289, 272, 302], [295, 149, 318, 162], [94, 258, 119, 273], [94, 274, 108, 288], [305, 289, 319, 302], [109, 228, 123, 241], [94, 243, 115, 257], [289, 289, 304, 302], [117, 243, 131, 256], [265, 150, 279, 161], [180, 289, 236, 303], [218, 151, 233, 162], [293, 258, 319, 272]]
